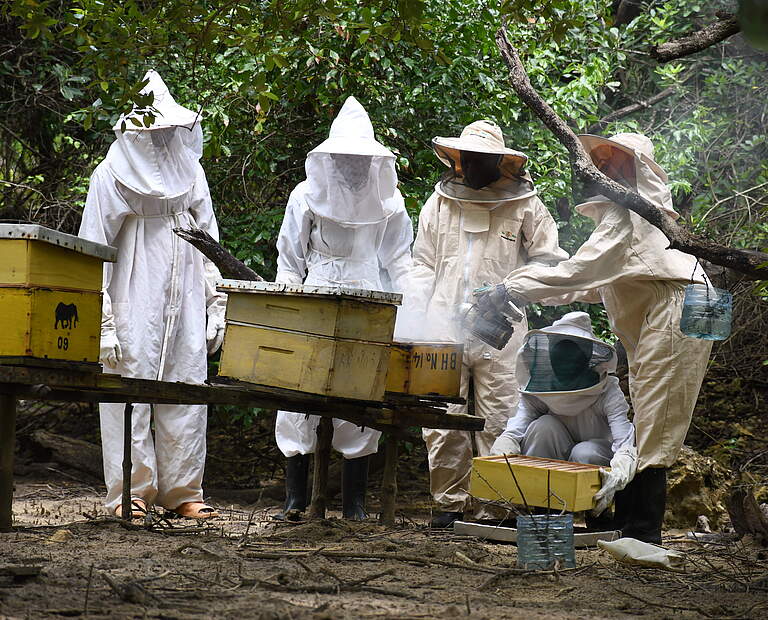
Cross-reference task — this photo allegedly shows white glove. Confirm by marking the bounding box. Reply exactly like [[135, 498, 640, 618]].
[[490, 434, 521, 456], [100, 331, 122, 369], [206, 316, 225, 354], [592, 446, 638, 516]]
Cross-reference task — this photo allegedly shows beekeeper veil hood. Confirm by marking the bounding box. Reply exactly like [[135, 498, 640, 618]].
[[105, 70, 202, 199], [517, 312, 617, 415], [303, 96, 402, 226], [576, 132, 678, 221], [432, 120, 536, 204]]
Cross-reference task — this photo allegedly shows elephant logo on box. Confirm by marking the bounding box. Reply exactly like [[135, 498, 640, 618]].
[[54, 302, 79, 329]]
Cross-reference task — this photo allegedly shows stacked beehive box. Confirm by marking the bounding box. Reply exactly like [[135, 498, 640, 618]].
[[470, 454, 603, 512], [0, 224, 115, 368], [385, 340, 463, 398], [217, 280, 401, 401]]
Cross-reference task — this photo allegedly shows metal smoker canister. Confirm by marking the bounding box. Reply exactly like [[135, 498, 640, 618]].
[[458, 302, 518, 350]]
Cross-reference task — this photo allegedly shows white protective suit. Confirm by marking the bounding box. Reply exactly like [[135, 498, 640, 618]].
[[79, 71, 226, 514], [274, 96, 413, 459], [410, 121, 568, 514], [502, 133, 713, 470], [493, 312, 635, 466]]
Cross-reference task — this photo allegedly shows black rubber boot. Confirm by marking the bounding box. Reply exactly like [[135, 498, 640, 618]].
[[430, 510, 463, 528], [584, 509, 615, 532], [273, 454, 310, 521], [342, 455, 369, 520], [620, 467, 667, 545]]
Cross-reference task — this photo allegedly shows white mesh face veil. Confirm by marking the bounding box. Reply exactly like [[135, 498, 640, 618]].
[[514, 312, 619, 415], [519, 333, 615, 393], [105, 127, 198, 198], [303, 152, 401, 226]]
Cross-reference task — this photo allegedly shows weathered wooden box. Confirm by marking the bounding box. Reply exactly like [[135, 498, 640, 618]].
[[217, 280, 401, 401], [386, 341, 463, 397], [0, 224, 116, 366], [470, 454, 603, 512]]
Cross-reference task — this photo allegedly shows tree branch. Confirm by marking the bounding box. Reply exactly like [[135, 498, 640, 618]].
[[495, 26, 768, 281], [173, 227, 264, 281], [588, 84, 677, 133], [650, 14, 740, 63]]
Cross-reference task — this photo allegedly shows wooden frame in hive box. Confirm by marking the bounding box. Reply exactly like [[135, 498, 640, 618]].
[[386, 341, 463, 397], [217, 280, 401, 401], [470, 454, 603, 512], [0, 225, 116, 366]]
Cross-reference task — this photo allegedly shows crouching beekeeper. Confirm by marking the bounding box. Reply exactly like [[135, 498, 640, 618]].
[[490, 312, 636, 525], [79, 71, 226, 520]]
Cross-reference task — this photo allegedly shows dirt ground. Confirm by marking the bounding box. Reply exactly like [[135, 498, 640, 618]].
[[2, 477, 767, 619]]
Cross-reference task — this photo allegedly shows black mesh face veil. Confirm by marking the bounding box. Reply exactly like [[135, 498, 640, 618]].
[[459, 151, 503, 190], [521, 334, 614, 392]]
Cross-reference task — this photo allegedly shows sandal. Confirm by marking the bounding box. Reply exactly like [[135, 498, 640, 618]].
[[114, 499, 148, 519], [166, 501, 220, 520]]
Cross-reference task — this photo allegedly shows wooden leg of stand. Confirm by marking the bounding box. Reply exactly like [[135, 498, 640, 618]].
[[0, 392, 17, 532], [379, 434, 399, 526], [121, 403, 133, 521], [308, 417, 333, 519]]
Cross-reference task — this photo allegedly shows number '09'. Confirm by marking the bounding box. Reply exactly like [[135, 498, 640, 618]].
[[57, 336, 69, 350]]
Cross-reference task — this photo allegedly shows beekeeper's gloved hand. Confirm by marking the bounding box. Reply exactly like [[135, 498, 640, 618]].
[[592, 446, 638, 516], [206, 309, 225, 354], [490, 434, 521, 456], [100, 331, 122, 369]]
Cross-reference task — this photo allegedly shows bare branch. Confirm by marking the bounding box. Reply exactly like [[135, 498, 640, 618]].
[[173, 227, 264, 281], [495, 26, 768, 281], [588, 84, 677, 132], [651, 14, 740, 63]]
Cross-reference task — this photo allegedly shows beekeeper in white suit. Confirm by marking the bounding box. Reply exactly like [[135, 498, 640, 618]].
[[490, 312, 636, 526], [274, 96, 413, 521], [79, 70, 226, 519], [410, 120, 568, 528], [476, 133, 713, 543]]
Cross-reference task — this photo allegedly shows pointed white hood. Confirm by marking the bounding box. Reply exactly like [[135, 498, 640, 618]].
[[106, 71, 202, 198], [517, 312, 617, 416], [303, 96, 402, 226]]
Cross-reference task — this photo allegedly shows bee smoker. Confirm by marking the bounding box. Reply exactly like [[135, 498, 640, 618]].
[[458, 300, 523, 350]]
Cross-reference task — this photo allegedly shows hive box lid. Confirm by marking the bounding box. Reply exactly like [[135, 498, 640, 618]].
[[0, 224, 117, 262], [217, 279, 402, 305]]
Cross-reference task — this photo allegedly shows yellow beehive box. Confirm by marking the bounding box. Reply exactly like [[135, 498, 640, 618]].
[[470, 454, 603, 512], [0, 224, 116, 366], [217, 280, 402, 401], [386, 341, 463, 397]]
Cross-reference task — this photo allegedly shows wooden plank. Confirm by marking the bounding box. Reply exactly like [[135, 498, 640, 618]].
[[453, 521, 620, 547], [0, 366, 484, 432]]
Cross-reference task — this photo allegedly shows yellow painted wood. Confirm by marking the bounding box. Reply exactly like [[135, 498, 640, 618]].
[[225, 292, 396, 344], [469, 454, 603, 512], [0, 239, 103, 292], [385, 341, 462, 397], [0, 288, 101, 363], [219, 323, 391, 401]]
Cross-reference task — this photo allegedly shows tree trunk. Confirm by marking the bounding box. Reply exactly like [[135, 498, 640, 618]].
[[30, 430, 103, 478]]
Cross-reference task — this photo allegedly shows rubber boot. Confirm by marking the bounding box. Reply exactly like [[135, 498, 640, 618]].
[[273, 454, 310, 521], [342, 455, 369, 520], [584, 509, 615, 532], [430, 510, 463, 528], [620, 467, 667, 545]]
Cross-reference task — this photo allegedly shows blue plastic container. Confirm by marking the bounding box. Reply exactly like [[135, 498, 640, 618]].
[[679, 284, 732, 341], [516, 514, 575, 570]]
